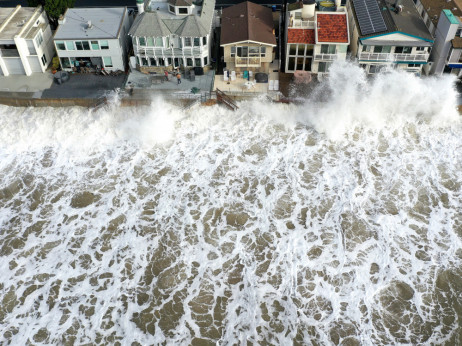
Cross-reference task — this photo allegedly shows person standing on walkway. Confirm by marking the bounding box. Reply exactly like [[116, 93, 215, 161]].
[[177, 73, 181, 84], [164, 70, 169, 81]]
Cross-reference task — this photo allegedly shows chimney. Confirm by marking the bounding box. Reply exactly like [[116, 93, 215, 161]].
[[87, 20, 92, 29], [137, 0, 145, 14], [58, 15, 66, 24]]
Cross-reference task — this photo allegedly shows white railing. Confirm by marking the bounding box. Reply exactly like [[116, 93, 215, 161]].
[[314, 53, 338, 61], [136, 46, 203, 57], [235, 57, 261, 67], [289, 19, 316, 29], [358, 52, 429, 62]]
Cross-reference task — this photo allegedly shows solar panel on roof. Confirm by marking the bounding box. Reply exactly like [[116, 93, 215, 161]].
[[352, 0, 387, 36]]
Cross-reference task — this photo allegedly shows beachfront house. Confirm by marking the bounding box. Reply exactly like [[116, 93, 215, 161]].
[[129, 0, 215, 73], [284, 0, 349, 75], [414, 0, 462, 76], [347, 0, 433, 75], [0, 5, 54, 76], [53, 8, 132, 72], [220, 1, 276, 74]]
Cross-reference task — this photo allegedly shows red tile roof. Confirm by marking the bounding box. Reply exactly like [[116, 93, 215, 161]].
[[316, 13, 348, 43], [287, 29, 315, 44]]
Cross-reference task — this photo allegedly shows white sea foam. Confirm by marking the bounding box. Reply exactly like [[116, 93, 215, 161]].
[[0, 65, 461, 345]]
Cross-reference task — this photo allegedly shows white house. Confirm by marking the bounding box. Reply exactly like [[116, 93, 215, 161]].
[[129, 0, 215, 73], [284, 0, 349, 75], [414, 0, 462, 76], [347, 0, 433, 75], [0, 5, 54, 76], [54, 7, 132, 72]]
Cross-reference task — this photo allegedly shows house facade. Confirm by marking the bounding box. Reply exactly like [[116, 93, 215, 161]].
[[347, 0, 433, 75], [414, 0, 462, 76], [129, 0, 215, 73], [220, 1, 276, 74], [53, 8, 132, 72], [0, 5, 54, 76], [284, 0, 349, 75]]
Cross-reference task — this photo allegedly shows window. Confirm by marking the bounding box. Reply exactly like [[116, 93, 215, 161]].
[[261, 46, 266, 55], [457, 28, 462, 37], [295, 12, 301, 19], [321, 44, 336, 54], [83, 41, 90, 50], [158, 58, 165, 65], [65, 41, 74, 50], [231, 46, 236, 57], [139, 37, 146, 46], [369, 65, 383, 73], [141, 57, 148, 66], [56, 41, 66, 50], [204, 56, 207, 65], [169, 5, 174, 12], [395, 46, 412, 54], [237, 46, 248, 57], [103, 56, 113, 67], [35, 32, 43, 47], [186, 58, 193, 66], [195, 58, 201, 66], [289, 44, 296, 55], [100, 40, 109, 49], [194, 38, 200, 46], [203, 36, 207, 45], [150, 58, 157, 66], [41, 54, 47, 65], [288, 57, 295, 70], [91, 41, 99, 50], [249, 46, 259, 56], [155, 37, 163, 47], [373, 45, 391, 53], [75, 41, 83, 50], [60, 57, 71, 68], [408, 63, 419, 68], [147, 37, 154, 46], [179, 7, 188, 14], [184, 37, 192, 46], [416, 46, 425, 51], [318, 61, 332, 73], [297, 45, 305, 55], [296, 57, 303, 70]]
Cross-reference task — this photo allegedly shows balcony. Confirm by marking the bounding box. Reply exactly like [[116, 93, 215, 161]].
[[313, 53, 338, 61], [358, 52, 429, 62], [235, 57, 261, 67], [136, 46, 203, 57], [289, 19, 316, 29]]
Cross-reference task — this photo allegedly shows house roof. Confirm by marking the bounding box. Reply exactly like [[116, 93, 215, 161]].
[[316, 13, 348, 43], [351, 0, 433, 42], [287, 28, 315, 44], [54, 7, 126, 39], [420, 0, 462, 27], [220, 1, 276, 46], [129, 0, 215, 37], [0, 6, 39, 40]]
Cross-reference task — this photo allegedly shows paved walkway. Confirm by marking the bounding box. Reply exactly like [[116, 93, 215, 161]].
[[125, 69, 215, 94], [0, 73, 53, 92], [41, 74, 126, 99]]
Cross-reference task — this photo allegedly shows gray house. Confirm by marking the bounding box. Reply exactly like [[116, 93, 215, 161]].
[[54, 8, 132, 72], [129, 0, 215, 73]]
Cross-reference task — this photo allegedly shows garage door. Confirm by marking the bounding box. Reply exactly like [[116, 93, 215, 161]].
[[3, 58, 25, 75], [28, 57, 42, 73]]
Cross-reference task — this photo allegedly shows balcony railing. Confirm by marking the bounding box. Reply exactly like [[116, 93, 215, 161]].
[[314, 53, 338, 61], [358, 52, 429, 62], [235, 57, 261, 67], [289, 19, 316, 29], [136, 46, 203, 57]]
